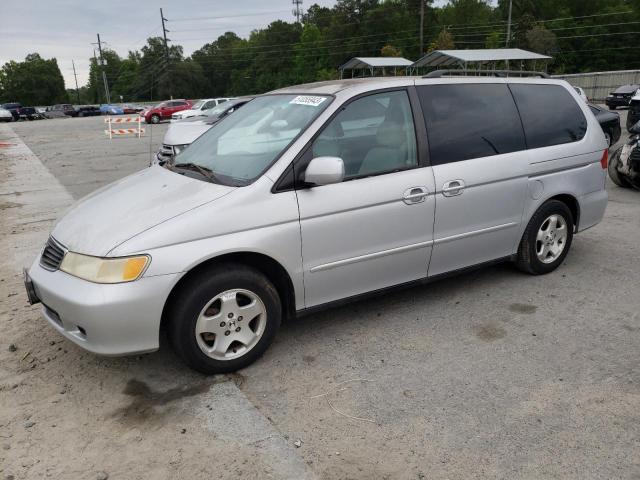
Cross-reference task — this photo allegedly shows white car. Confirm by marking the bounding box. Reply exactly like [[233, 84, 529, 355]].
[[0, 108, 13, 122], [171, 98, 237, 120], [573, 86, 588, 103]]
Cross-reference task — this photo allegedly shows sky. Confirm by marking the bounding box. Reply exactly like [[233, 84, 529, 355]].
[[0, 0, 341, 89]]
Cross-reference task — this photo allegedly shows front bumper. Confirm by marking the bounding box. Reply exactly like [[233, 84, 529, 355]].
[[27, 257, 180, 356]]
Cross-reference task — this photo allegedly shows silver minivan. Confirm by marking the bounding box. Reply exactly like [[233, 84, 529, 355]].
[[25, 74, 609, 373]]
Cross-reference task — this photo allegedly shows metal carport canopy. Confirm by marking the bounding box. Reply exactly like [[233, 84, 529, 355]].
[[412, 48, 552, 68], [339, 57, 414, 70]]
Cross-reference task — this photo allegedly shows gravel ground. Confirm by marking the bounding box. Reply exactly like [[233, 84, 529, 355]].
[[1, 111, 639, 480]]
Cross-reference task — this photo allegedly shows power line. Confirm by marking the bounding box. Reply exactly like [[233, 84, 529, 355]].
[[170, 10, 291, 22]]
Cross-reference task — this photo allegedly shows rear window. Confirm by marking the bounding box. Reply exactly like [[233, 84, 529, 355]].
[[417, 83, 526, 165], [509, 84, 587, 149], [614, 85, 638, 94]]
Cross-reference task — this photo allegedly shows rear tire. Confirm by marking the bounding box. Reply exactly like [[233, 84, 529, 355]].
[[167, 264, 281, 374], [608, 146, 631, 188], [609, 105, 616, 110], [516, 200, 574, 275]]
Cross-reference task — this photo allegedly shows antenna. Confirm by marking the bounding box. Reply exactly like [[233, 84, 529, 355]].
[[292, 0, 303, 23]]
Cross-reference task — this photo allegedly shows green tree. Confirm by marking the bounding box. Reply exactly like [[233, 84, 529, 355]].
[[0, 53, 66, 105], [428, 29, 455, 52]]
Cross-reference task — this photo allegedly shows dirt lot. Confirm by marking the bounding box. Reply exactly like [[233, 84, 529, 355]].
[[1, 113, 639, 480]]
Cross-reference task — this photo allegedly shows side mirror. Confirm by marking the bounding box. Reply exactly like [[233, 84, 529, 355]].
[[629, 120, 640, 135], [304, 157, 345, 186]]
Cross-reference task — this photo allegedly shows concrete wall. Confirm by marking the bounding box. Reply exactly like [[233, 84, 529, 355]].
[[552, 70, 640, 102]]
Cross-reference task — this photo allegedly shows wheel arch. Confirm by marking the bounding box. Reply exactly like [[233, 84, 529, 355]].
[[160, 251, 296, 332], [544, 193, 580, 231]]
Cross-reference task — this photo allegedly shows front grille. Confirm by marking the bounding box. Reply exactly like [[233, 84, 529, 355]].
[[157, 144, 175, 162], [40, 237, 66, 271]]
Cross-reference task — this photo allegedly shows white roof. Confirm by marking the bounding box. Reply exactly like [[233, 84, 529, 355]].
[[413, 48, 552, 68], [339, 57, 414, 70]]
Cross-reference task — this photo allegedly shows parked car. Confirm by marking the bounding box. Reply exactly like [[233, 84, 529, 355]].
[[43, 106, 69, 119], [608, 119, 640, 189], [100, 104, 125, 115], [155, 98, 251, 164], [573, 86, 588, 103], [0, 108, 12, 122], [605, 84, 639, 110], [589, 104, 621, 147], [144, 99, 192, 124], [0, 103, 40, 121], [171, 98, 237, 120], [17, 106, 39, 120], [50, 104, 76, 117], [627, 89, 640, 131], [1, 103, 22, 121], [73, 105, 102, 117], [122, 104, 144, 115], [24, 75, 608, 374]]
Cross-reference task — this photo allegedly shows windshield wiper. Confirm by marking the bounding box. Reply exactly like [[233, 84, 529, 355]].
[[170, 162, 219, 183]]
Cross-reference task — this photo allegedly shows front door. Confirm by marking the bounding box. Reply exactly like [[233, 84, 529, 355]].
[[415, 82, 529, 276], [295, 89, 436, 308]]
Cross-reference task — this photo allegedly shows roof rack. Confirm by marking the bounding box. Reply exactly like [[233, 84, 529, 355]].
[[423, 69, 550, 79]]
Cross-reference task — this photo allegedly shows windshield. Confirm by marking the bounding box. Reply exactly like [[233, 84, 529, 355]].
[[173, 94, 331, 186], [191, 100, 205, 110], [205, 99, 242, 117]]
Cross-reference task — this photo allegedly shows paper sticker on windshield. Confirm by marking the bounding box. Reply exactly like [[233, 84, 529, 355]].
[[290, 95, 327, 107]]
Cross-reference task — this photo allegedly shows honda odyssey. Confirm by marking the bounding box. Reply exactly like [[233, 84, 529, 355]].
[[25, 74, 609, 374]]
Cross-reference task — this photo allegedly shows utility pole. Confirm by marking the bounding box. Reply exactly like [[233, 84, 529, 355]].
[[71, 60, 80, 104], [160, 8, 173, 99], [95, 34, 111, 103], [92, 49, 100, 103], [292, 0, 303, 23], [419, 0, 425, 55], [505, 0, 513, 47]]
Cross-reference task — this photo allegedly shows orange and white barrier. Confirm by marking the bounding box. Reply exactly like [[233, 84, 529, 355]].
[[104, 116, 144, 139]]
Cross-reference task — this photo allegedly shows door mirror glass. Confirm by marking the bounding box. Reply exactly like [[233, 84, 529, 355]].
[[305, 157, 345, 186], [630, 120, 640, 135]]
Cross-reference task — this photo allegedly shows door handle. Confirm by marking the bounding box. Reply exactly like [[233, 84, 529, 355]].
[[402, 187, 428, 205], [442, 180, 465, 197]]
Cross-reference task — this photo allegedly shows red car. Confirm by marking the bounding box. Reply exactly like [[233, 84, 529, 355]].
[[144, 99, 192, 124]]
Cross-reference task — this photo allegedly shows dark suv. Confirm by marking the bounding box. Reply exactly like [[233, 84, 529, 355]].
[[605, 84, 639, 110], [628, 93, 640, 131]]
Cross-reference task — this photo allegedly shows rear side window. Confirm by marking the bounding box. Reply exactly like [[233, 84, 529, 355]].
[[417, 84, 526, 165], [509, 84, 587, 149]]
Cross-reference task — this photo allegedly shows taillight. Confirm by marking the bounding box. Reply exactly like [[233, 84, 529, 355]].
[[600, 149, 608, 169]]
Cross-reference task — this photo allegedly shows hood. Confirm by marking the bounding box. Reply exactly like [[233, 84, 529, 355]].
[[52, 166, 234, 256], [174, 109, 199, 117], [163, 119, 214, 146]]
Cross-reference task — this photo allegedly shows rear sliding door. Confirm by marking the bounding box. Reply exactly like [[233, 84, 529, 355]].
[[415, 81, 530, 276]]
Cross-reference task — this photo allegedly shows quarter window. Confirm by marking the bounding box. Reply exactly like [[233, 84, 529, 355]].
[[310, 90, 418, 179], [417, 84, 526, 165], [509, 84, 587, 149]]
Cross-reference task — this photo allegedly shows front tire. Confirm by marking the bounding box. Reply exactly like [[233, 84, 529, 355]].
[[150, 114, 160, 124], [167, 264, 282, 374], [516, 200, 574, 275]]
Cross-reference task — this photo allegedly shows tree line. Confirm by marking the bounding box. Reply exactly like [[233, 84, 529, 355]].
[[1, 0, 639, 106]]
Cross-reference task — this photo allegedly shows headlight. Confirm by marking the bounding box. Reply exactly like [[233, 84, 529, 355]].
[[173, 144, 188, 155], [60, 252, 150, 283]]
